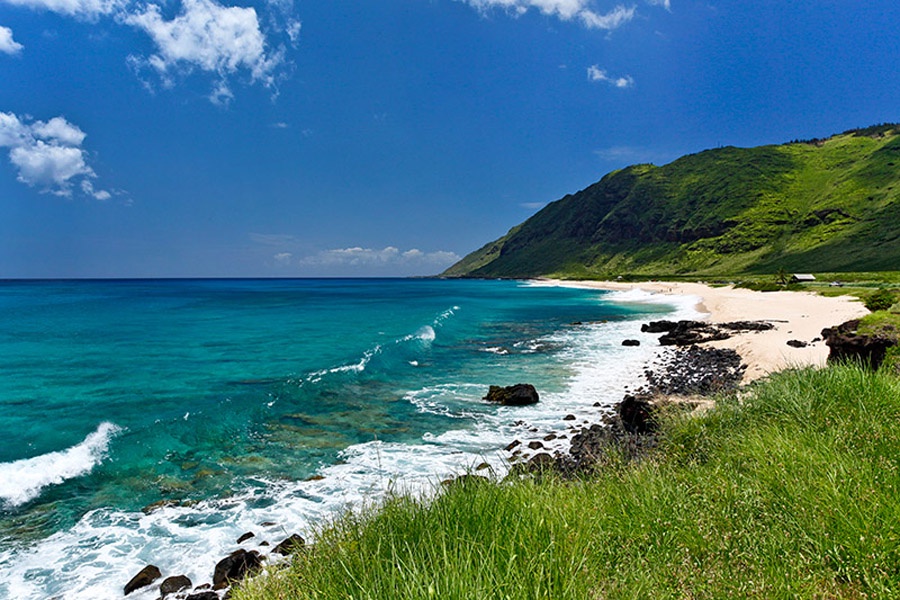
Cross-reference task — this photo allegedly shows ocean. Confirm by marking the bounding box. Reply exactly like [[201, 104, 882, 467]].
[[0, 278, 698, 599]]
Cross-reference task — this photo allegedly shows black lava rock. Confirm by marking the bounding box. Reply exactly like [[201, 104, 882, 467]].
[[124, 565, 161, 596], [213, 549, 263, 590], [484, 384, 539, 406], [160, 575, 192, 596], [273, 534, 305, 556]]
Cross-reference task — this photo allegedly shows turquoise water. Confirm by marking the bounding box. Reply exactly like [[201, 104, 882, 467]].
[[0, 278, 691, 599]]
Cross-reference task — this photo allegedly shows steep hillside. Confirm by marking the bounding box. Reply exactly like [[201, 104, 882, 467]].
[[443, 124, 900, 278]]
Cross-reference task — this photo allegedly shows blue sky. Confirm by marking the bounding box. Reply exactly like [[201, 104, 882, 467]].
[[0, 0, 898, 277]]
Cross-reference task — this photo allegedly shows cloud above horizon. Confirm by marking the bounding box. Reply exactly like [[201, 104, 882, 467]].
[[298, 246, 461, 270], [460, 1, 636, 30], [0, 25, 24, 54], [0, 112, 111, 198], [124, 0, 283, 104], [587, 64, 634, 87]]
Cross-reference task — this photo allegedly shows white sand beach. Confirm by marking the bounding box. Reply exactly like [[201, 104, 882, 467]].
[[549, 280, 870, 383]]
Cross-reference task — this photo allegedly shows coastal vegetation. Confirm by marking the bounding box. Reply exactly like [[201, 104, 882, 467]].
[[235, 363, 900, 599], [443, 124, 900, 279]]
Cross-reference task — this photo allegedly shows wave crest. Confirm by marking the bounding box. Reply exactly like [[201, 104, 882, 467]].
[[0, 422, 121, 509]]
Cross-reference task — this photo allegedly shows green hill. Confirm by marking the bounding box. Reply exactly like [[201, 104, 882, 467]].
[[443, 124, 900, 279]]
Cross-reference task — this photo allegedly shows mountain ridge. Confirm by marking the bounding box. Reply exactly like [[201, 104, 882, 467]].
[[443, 124, 900, 278]]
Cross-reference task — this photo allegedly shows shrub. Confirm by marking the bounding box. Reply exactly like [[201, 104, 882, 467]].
[[865, 288, 899, 311]]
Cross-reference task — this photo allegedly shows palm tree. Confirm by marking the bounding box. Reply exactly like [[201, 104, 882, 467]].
[[775, 267, 789, 286]]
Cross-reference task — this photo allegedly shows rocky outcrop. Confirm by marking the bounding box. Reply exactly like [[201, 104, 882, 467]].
[[124, 565, 161, 595], [213, 549, 263, 590], [822, 319, 898, 370], [622, 339, 640, 346], [644, 346, 745, 395], [566, 343, 745, 472], [641, 320, 773, 346], [483, 384, 539, 406]]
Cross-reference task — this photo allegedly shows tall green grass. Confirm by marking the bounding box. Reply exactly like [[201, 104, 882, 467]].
[[236, 365, 900, 599]]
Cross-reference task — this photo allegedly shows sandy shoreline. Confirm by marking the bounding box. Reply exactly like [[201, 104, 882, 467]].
[[546, 279, 869, 383]]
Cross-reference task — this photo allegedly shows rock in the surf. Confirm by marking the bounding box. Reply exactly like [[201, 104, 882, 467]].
[[159, 574, 192, 596], [124, 564, 161, 595], [236, 531, 255, 544], [483, 384, 539, 406]]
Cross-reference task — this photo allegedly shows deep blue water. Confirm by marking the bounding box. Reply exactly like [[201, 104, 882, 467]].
[[0, 278, 689, 599]]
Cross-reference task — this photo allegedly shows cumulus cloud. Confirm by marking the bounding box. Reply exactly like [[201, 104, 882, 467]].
[[1, 0, 124, 18], [587, 64, 634, 88], [0, 25, 23, 55], [2, 0, 292, 101], [461, 1, 636, 31], [124, 0, 284, 104], [0, 111, 110, 198]]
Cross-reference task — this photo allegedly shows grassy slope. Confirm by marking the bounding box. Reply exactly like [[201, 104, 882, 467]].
[[236, 364, 900, 599], [443, 125, 900, 279]]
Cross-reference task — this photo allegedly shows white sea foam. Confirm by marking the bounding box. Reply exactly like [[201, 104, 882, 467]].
[[0, 422, 120, 509], [0, 296, 703, 600]]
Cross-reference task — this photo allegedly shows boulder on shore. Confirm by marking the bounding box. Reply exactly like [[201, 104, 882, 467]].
[[273, 534, 306, 556], [483, 384, 539, 406], [213, 549, 263, 590], [618, 394, 657, 434]]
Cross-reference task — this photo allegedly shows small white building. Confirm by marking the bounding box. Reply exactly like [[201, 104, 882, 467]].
[[791, 274, 817, 283]]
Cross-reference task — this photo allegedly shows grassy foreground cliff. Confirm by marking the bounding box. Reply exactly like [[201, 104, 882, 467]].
[[236, 364, 900, 599], [443, 124, 900, 279]]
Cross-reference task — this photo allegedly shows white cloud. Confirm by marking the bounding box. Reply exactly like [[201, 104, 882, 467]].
[[0, 0, 123, 18], [124, 0, 283, 103], [646, 0, 670, 10], [285, 18, 300, 44], [273, 251, 292, 264], [587, 64, 634, 88], [3, 0, 297, 101], [32, 116, 87, 146], [0, 111, 111, 197], [461, 1, 636, 31], [0, 25, 24, 55], [299, 246, 461, 269]]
